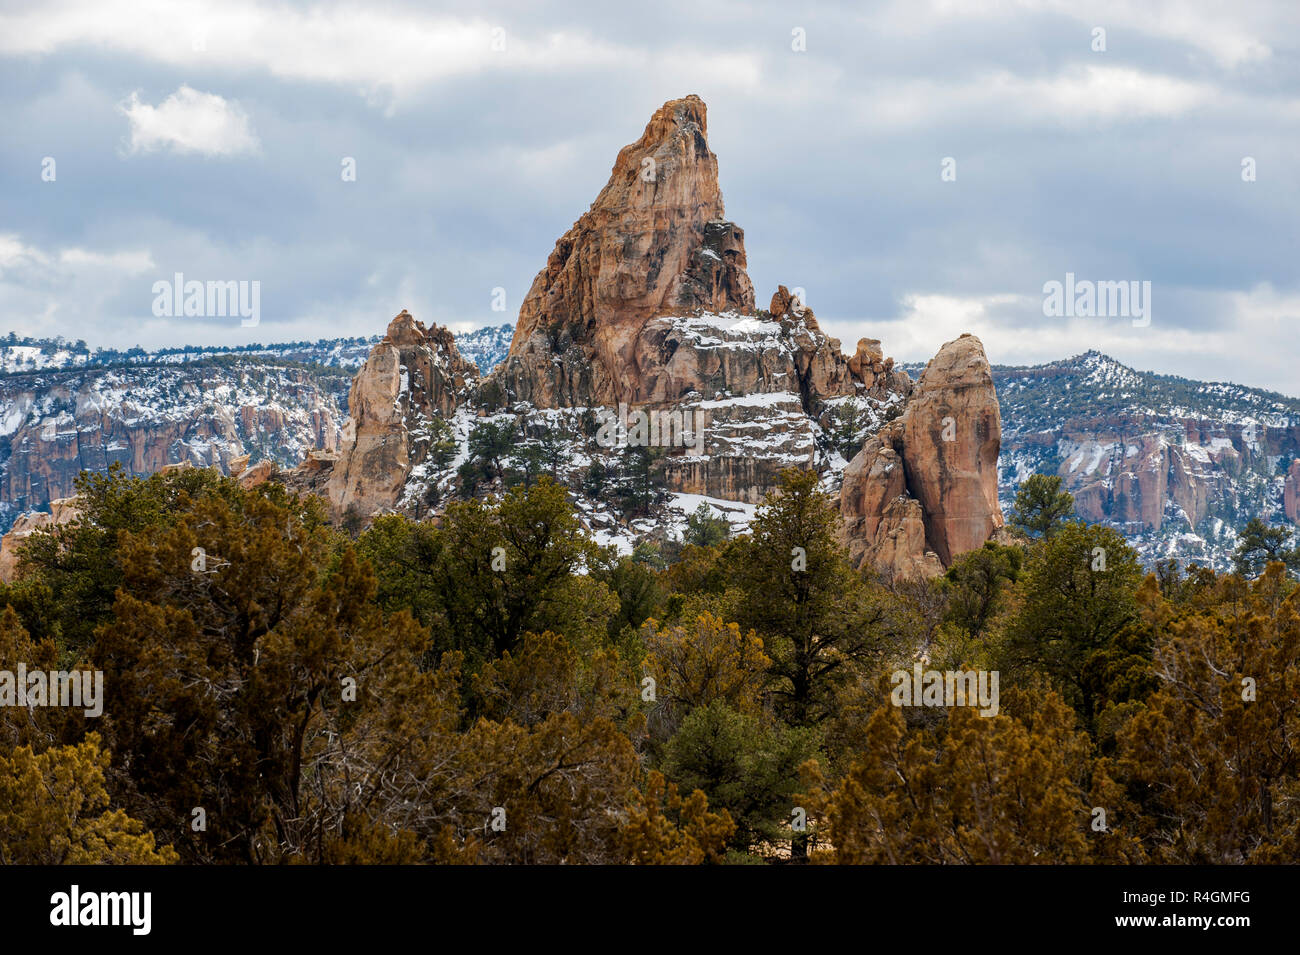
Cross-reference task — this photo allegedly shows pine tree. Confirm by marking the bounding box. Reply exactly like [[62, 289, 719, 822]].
[[1010, 473, 1075, 539]]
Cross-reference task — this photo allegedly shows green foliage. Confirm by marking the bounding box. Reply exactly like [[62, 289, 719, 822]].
[[1010, 473, 1074, 539], [996, 521, 1146, 727], [9, 463, 328, 653], [683, 503, 730, 549], [1232, 517, 1298, 578], [615, 445, 668, 518], [424, 415, 459, 470], [0, 734, 178, 864], [589, 547, 666, 641], [660, 701, 820, 854], [825, 398, 870, 460], [728, 468, 889, 727], [359, 477, 616, 670], [942, 541, 1022, 639], [460, 418, 518, 493], [5, 440, 1296, 867]]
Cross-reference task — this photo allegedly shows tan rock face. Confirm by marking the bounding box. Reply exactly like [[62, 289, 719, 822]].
[[1055, 427, 1241, 532], [840, 334, 1003, 575], [0, 364, 343, 519], [901, 334, 1004, 564], [0, 496, 81, 582], [279, 449, 337, 499], [326, 310, 476, 518], [1285, 460, 1300, 524], [498, 95, 757, 408]]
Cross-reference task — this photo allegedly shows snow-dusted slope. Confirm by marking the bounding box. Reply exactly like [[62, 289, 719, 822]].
[[990, 351, 1300, 568]]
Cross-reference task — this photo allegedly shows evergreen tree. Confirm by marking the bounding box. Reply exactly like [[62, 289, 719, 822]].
[[1010, 473, 1075, 539], [730, 469, 886, 727], [1232, 517, 1298, 578]]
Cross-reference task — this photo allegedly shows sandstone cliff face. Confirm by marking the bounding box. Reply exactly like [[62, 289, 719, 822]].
[[0, 362, 346, 529], [499, 95, 757, 408], [326, 310, 477, 517], [1285, 460, 1300, 524], [840, 334, 1003, 577], [993, 353, 1300, 569]]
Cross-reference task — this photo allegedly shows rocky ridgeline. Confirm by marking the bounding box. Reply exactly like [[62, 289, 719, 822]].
[[262, 95, 1005, 578], [0, 361, 349, 529], [994, 351, 1300, 568]]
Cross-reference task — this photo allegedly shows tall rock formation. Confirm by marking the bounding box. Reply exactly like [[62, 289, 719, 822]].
[[486, 96, 907, 506], [1286, 460, 1300, 524], [326, 310, 477, 518], [276, 96, 1002, 553], [841, 334, 1003, 577], [499, 95, 756, 408]]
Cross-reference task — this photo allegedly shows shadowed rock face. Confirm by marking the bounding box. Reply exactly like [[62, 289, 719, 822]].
[[1287, 460, 1300, 524], [325, 310, 476, 518], [841, 334, 1004, 577], [902, 333, 1004, 564], [498, 95, 756, 407]]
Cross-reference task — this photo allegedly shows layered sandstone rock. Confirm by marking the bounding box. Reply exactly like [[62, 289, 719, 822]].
[[496, 95, 888, 415], [901, 335, 1003, 563], [326, 310, 476, 518], [285, 97, 999, 552], [0, 363, 344, 519], [0, 496, 81, 582], [1060, 431, 1240, 530], [1285, 460, 1300, 524], [841, 334, 1003, 576], [498, 95, 757, 408]]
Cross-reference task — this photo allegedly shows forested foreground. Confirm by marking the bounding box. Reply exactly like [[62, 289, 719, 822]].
[[0, 465, 1296, 865]]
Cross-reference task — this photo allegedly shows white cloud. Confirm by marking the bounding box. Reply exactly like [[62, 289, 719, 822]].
[[0, 233, 155, 282], [0, 234, 157, 341], [120, 85, 259, 157], [893, 0, 1275, 70], [0, 1, 678, 104], [59, 247, 156, 274], [854, 65, 1223, 132], [0, 235, 50, 272]]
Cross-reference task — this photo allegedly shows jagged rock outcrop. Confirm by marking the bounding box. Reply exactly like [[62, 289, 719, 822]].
[[902, 334, 1004, 563], [326, 310, 477, 518], [841, 334, 1003, 577], [1286, 460, 1300, 524], [496, 96, 892, 415], [839, 426, 943, 578], [0, 496, 80, 581], [500, 95, 755, 408], [274, 98, 997, 549]]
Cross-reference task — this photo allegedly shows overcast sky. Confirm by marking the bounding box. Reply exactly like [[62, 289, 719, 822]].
[[1, 0, 1297, 393]]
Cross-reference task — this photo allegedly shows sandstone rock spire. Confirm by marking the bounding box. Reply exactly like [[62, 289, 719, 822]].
[[841, 333, 1004, 576], [326, 310, 477, 518], [499, 95, 755, 407]]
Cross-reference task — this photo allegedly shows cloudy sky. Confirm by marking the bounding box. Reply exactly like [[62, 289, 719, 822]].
[[1, 0, 1297, 393]]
